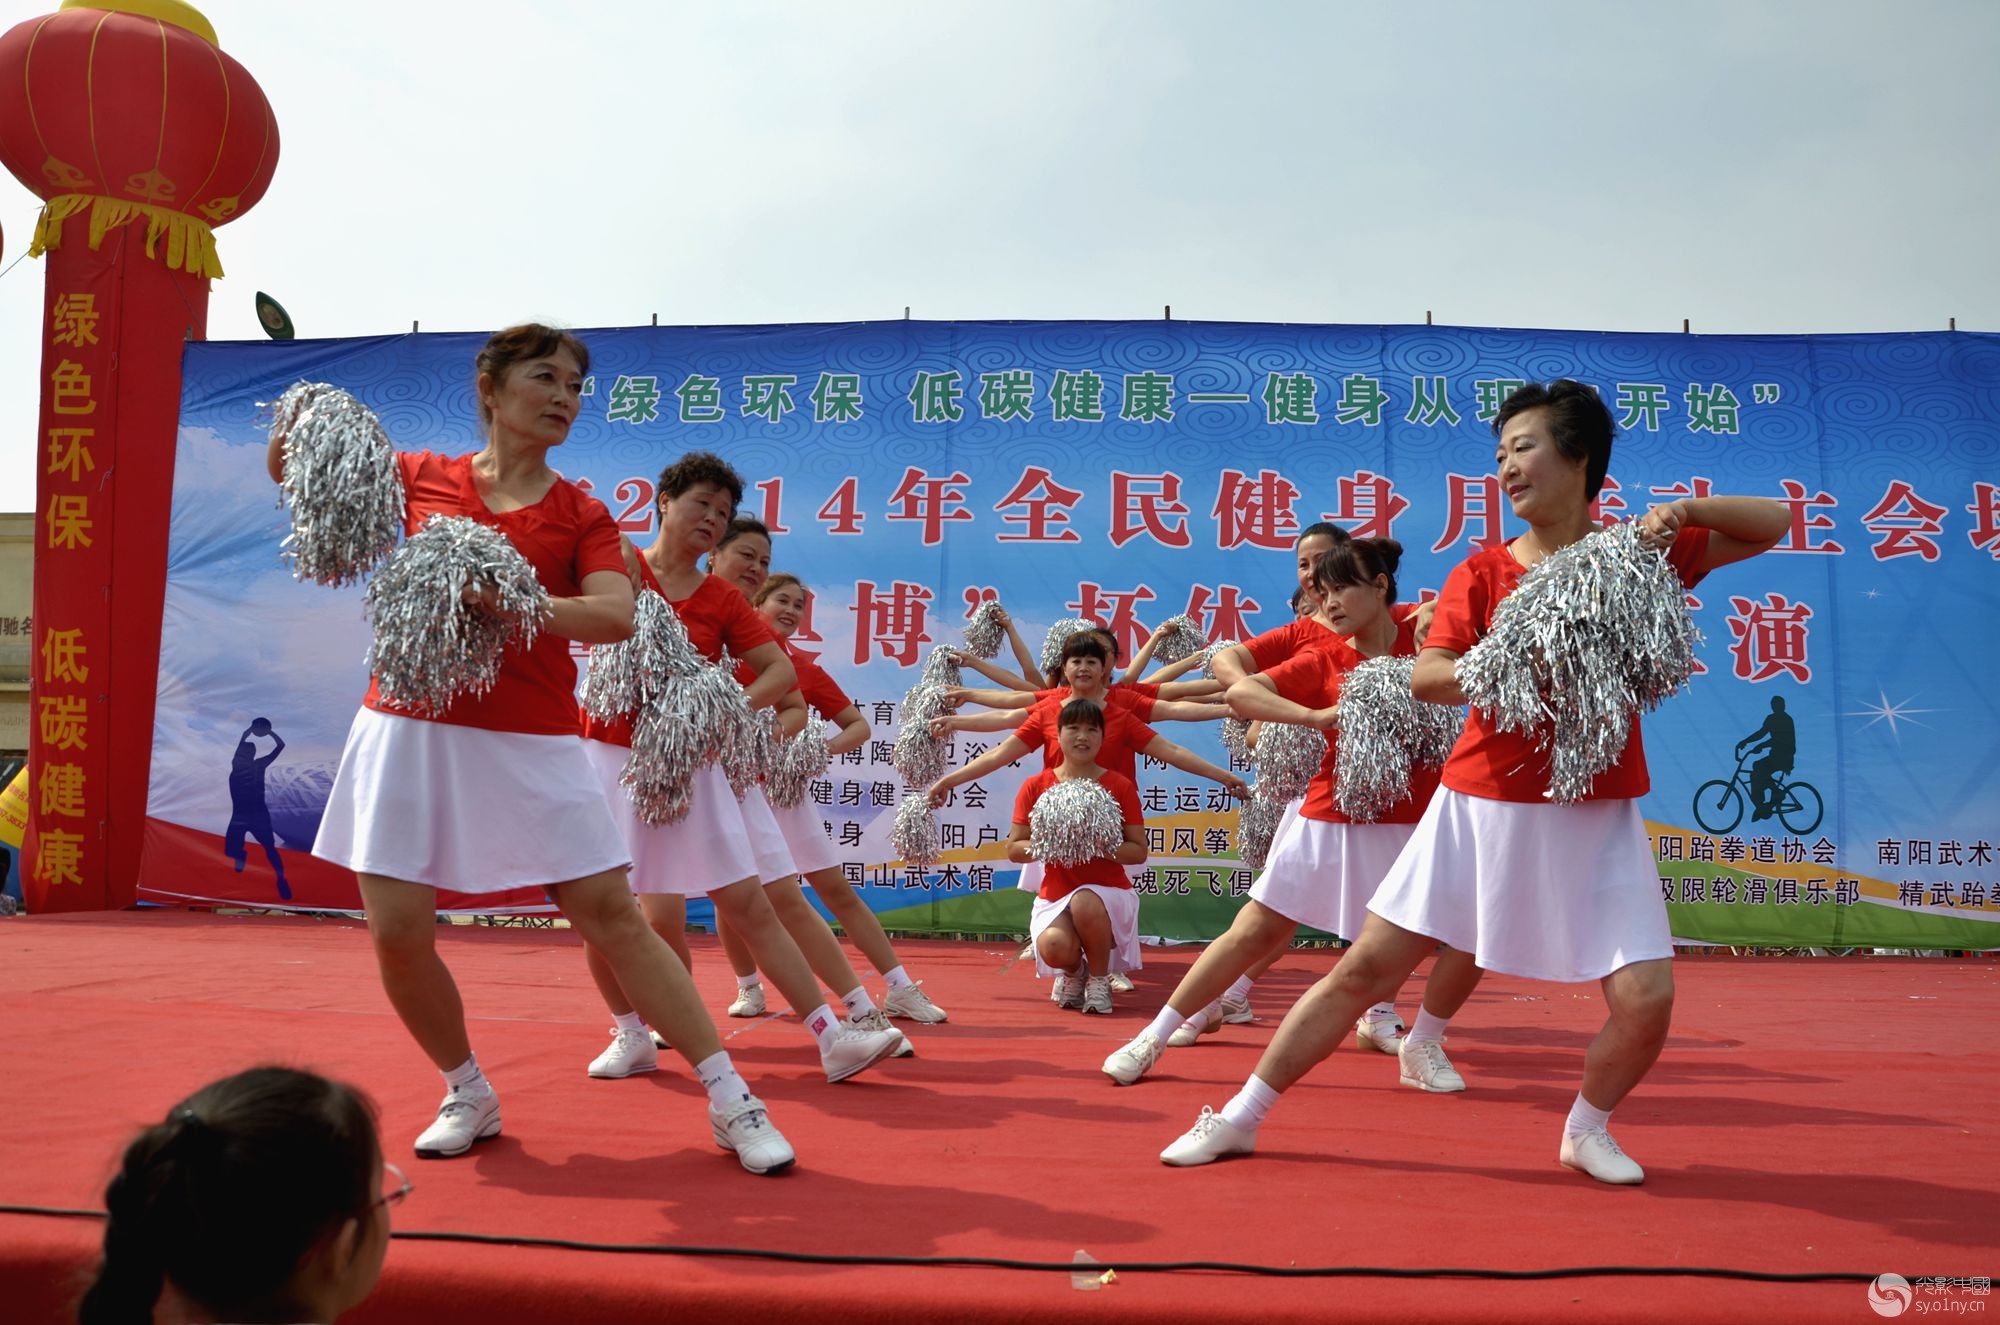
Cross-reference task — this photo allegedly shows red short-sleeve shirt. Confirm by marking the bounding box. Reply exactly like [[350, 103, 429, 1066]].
[[1012, 700, 1160, 783], [1031, 684, 1157, 722], [1426, 528, 1712, 803], [787, 642, 854, 719], [363, 451, 626, 736], [1242, 602, 1421, 673], [1011, 768, 1144, 901], [580, 567, 777, 748], [1242, 617, 1344, 672], [1263, 612, 1439, 824]]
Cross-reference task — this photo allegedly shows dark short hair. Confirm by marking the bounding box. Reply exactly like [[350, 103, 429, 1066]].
[[1057, 698, 1106, 731], [473, 323, 590, 425], [1493, 379, 1614, 500], [1047, 631, 1113, 687], [656, 451, 745, 511], [1296, 521, 1353, 548], [1311, 537, 1404, 605], [80, 1067, 380, 1325], [712, 516, 771, 557]]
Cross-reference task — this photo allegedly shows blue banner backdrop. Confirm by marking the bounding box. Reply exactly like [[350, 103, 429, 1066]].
[[144, 321, 2000, 948]]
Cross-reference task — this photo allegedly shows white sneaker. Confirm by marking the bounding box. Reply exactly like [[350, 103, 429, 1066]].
[[1051, 969, 1086, 1010], [650, 1029, 672, 1051], [1081, 974, 1114, 1015], [1167, 1001, 1222, 1048], [850, 1007, 915, 1057], [1102, 1031, 1164, 1085], [1398, 1037, 1467, 1093], [413, 1084, 501, 1159], [1219, 991, 1255, 1024], [883, 981, 949, 1024], [821, 1022, 902, 1082], [1160, 1106, 1256, 1167], [1559, 1128, 1645, 1185], [710, 1094, 796, 1175], [728, 982, 767, 1018], [1108, 971, 1135, 994], [588, 1027, 660, 1079], [1355, 1013, 1405, 1055]]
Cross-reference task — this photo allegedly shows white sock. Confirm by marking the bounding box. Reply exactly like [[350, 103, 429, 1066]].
[[737, 972, 763, 990], [442, 1055, 486, 1093], [612, 1011, 645, 1033], [804, 1004, 843, 1051], [883, 965, 915, 990], [1145, 1007, 1187, 1043], [840, 986, 876, 1018], [1406, 1008, 1450, 1043], [695, 1050, 750, 1109], [1224, 974, 1254, 1004], [1566, 1093, 1613, 1137], [1219, 1074, 1281, 1132], [1361, 1001, 1398, 1022]]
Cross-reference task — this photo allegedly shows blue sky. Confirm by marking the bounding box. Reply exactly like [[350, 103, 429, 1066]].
[[2, 0, 1997, 500]]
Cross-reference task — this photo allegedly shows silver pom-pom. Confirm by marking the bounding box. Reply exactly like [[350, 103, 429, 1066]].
[[1454, 521, 1701, 805], [1236, 793, 1288, 870], [1334, 655, 1466, 821], [720, 675, 781, 800], [1149, 613, 1208, 667], [891, 684, 953, 786], [364, 514, 550, 717], [581, 591, 704, 722], [1199, 639, 1242, 677], [891, 794, 941, 869], [1220, 716, 1252, 762], [1028, 777, 1127, 867], [919, 645, 962, 691], [1249, 721, 1327, 806], [269, 382, 405, 587], [623, 664, 749, 825], [1039, 617, 1098, 674], [1201, 640, 1250, 758], [765, 708, 831, 810], [963, 600, 1008, 659]]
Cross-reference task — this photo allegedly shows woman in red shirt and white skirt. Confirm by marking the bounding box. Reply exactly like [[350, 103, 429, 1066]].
[[289, 326, 793, 1174], [1159, 379, 1787, 1184]]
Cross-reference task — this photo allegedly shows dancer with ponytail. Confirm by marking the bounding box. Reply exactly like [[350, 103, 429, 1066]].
[[1106, 537, 1479, 1089], [287, 326, 789, 1171], [81, 1067, 387, 1325], [579, 459, 901, 1098], [1194, 523, 1444, 1039], [1158, 380, 1786, 1182]]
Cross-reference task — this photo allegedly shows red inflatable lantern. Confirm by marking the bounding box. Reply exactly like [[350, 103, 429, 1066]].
[[0, 0, 279, 912]]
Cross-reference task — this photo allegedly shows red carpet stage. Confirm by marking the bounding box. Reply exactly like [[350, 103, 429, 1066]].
[[2, 912, 1992, 1323]]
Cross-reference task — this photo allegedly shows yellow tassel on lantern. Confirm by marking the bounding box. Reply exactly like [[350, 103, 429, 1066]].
[[29, 193, 225, 279]]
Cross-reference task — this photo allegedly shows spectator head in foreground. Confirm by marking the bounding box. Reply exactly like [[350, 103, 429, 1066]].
[[80, 1066, 393, 1324]]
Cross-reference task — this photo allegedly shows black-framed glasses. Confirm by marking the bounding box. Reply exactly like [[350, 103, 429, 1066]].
[[376, 1161, 413, 1209]]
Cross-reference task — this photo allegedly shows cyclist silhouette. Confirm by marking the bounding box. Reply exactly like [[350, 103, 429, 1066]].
[[224, 718, 291, 900], [1735, 697, 1795, 823]]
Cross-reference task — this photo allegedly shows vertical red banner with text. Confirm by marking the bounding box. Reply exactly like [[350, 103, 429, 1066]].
[[25, 239, 119, 911]]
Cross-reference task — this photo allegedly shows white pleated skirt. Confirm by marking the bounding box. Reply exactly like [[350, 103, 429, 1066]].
[[1030, 884, 1143, 977], [314, 707, 628, 892], [768, 795, 842, 878], [584, 740, 767, 896], [1249, 818, 1416, 940], [1366, 789, 1672, 984], [739, 787, 803, 884]]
